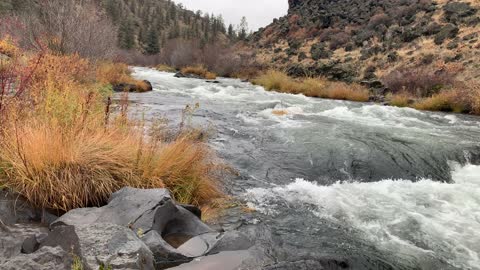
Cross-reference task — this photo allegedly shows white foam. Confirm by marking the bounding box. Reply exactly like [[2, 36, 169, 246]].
[[246, 163, 480, 269]]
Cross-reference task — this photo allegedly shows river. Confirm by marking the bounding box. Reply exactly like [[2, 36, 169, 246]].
[[132, 67, 480, 270]]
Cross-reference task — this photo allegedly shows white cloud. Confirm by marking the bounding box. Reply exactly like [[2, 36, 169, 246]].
[[172, 0, 288, 31]]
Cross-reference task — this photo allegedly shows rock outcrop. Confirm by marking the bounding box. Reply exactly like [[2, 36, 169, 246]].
[[252, 0, 480, 82], [0, 188, 253, 270]]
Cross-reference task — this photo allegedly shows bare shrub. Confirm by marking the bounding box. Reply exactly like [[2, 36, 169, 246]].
[[13, 0, 117, 59], [381, 66, 457, 97]]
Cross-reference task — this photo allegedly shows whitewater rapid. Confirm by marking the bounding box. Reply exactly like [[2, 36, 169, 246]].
[[246, 162, 480, 270], [132, 67, 480, 270]]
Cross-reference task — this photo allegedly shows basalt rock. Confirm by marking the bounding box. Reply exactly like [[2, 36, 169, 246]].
[[1, 187, 252, 270], [174, 72, 203, 79], [0, 189, 57, 225], [44, 187, 251, 269]]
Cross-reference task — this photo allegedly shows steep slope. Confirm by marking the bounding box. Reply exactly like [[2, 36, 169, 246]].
[[252, 0, 479, 83], [102, 0, 231, 54]]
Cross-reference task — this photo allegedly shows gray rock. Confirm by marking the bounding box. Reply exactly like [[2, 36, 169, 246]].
[[49, 188, 223, 269], [207, 231, 254, 254], [43, 223, 155, 270], [168, 250, 254, 270], [0, 246, 71, 270], [0, 224, 49, 259], [174, 72, 203, 79], [0, 189, 56, 225]]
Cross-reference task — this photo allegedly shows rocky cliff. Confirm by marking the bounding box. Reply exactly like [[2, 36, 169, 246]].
[[252, 0, 480, 83]]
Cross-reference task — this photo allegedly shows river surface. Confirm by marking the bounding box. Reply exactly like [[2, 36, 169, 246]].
[[132, 67, 480, 270]]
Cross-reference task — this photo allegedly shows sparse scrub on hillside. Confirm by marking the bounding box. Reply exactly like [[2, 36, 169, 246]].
[[253, 70, 370, 102], [0, 39, 223, 211], [381, 65, 458, 97]]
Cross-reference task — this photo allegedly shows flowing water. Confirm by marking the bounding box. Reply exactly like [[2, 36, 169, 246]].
[[132, 67, 480, 270]]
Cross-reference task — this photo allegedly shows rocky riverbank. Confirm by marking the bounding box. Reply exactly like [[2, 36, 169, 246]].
[[0, 188, 255, 270]]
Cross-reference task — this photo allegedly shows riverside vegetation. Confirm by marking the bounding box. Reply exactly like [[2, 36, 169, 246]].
[[0, 37, 223, 212]]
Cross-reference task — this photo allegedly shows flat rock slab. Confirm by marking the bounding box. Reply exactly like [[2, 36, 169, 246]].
[[169, 250, 253, 270]]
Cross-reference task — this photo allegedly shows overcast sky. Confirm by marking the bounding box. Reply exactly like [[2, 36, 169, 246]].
[[172, 0, 289, 31]]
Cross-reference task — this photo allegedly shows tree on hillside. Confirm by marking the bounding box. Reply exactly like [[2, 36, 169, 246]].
[[238, 16, 249, 41], [228, 24, 236, 40], [145, 27, 160, 55], [118, 19, 135, 50]]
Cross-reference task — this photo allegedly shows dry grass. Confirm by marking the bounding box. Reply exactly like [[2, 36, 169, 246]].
[[0, 45, 223, 212], [156, 64, 176, 73], [388, 93, 413, 107], [0, 122, 221, 211], [413, 90, 467, 113], [253, 70, 370, 102], [96, 62, 150, 92], [181, 65, 217, 80]]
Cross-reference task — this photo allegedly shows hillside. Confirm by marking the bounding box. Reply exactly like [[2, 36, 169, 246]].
[[102, 0, 233, 54], [252, 0, 480, 84]]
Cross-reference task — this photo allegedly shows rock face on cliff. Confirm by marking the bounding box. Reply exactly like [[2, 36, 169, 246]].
[[0, 188, 254, 270], [252, 0, 480, 82]]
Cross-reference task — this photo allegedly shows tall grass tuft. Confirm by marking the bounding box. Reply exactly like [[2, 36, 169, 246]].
[[0, 39, 223, 212]]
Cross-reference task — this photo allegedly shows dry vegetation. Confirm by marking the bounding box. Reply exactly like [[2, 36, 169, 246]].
[[181, 65, 217, 80], [96, 62, 151, 92], [253, 70, 370, 102], [0, 38, 223, 212], [156, 64, 177, 73]]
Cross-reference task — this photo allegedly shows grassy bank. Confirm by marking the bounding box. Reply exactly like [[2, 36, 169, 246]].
[[0, 38, 223, 212], [252, 70, 480, 115], [252, 70, 370, 102]]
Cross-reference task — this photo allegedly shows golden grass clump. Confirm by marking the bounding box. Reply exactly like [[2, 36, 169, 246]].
[[156, 64, 176, 73], [96, 62, 150, 92], [388, 93, 413, 107], [413, 90, 467, 113], [0, 121, 221, 211], [0, 49, 223, 211], [253, 70, 370, 102], [181, 65, 217, 80]]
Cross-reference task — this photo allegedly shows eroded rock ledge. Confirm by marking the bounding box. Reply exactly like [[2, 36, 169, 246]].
[[0, 188, 254, 270]]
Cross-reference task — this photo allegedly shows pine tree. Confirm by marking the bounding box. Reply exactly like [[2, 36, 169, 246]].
[[145, 27, 160, 54], [228, 24, 236, 40], [118, 19, 135, 49], [238, 16, 249, 40]]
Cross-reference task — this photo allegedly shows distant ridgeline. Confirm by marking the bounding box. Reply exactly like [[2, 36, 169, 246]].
[[252, 0, 480, 83]]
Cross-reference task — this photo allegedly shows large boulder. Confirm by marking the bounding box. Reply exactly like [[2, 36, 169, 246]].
[[45, 187, 235, 269], [42, 223, 155, 270], [1, 187, 254, 270], [0, 246, 71, 270]]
